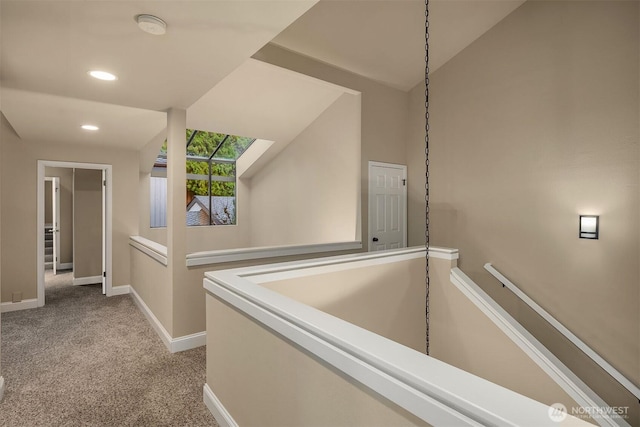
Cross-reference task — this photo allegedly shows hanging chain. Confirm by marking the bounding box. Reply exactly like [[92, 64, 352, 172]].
[[424, 0, 431, 356]]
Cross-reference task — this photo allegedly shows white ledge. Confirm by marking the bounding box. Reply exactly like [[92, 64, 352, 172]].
[[204, 248, 590, 426], [129, 236, 168, 266], [186, 240, 362, 267]]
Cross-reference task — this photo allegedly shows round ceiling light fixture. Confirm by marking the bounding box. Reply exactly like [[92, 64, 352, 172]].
[[88, 70, 118, 81], [135, 14, 167, 35], [81, 124, 99, 131]]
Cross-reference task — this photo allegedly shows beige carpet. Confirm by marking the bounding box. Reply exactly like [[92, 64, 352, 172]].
[[0, 271, 218, 426]]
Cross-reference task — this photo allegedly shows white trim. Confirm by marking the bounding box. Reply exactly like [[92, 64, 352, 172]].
[[186, 241, 362, 267], [203, 383, 239, 427], [0, 376, 5, 402], [484, 263, 640, 401], [37, 160, 113, 306], [250, 247, 426, 284], [72, 275, 102, 286], [129, 286, 205, 353], [129, 236, 168, 266], [367, 161, 408, 252], [1, 298, 38, 313], [203, 248, 591, 426], [207, 246, 453, 281], [172, 331, 206, 352], [129, 286, 172, 352], [428, 246, 459, 260], [110, 285, 131, 296], [450, 268, 628, 427], [58, 262, 73, 270]]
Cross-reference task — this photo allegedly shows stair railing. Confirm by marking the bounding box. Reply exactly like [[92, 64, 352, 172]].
[[484, 263, 640, 401]]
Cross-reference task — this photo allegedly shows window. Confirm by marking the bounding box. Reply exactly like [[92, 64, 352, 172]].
[[150, 129, 255, 227]]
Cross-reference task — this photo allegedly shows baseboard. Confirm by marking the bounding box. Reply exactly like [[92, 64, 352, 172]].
[[110, 285, 131, 296], [0, 376, 5, 402], [1, 298, 38, 313], [72, 275, 102, 286], [58, 262, 73, 270], [203, 383, 238, 427], [172, 331, 206, 353], [129, 286, 205, 353]]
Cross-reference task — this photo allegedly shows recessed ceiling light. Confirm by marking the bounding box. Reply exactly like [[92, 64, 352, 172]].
[[135, 14, 167, 35], [81, 124, 99, 131], [88, 70, 118, 81]]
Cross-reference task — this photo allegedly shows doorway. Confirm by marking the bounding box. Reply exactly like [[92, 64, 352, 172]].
[[368, 161, 407, 251], [37, 161, 113, 307]]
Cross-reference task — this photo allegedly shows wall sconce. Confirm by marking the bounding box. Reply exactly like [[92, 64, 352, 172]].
[[579, 215, 599, 239]]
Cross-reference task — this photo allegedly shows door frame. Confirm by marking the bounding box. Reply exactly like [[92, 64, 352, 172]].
[[37, 160, 113, 306], [367, 161, 408, 251]]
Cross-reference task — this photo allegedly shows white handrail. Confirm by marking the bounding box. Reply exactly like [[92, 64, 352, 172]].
[[484, 263, 640, 401], [129, 236, 168, 266]]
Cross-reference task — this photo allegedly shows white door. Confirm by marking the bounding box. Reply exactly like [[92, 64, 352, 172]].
[[368, 162, 407, 251]]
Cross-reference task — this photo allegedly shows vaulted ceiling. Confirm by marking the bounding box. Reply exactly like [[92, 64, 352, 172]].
[[0, 0, 526, 151]]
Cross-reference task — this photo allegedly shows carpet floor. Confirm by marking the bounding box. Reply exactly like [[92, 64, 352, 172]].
[[0, 271, 218, 426]]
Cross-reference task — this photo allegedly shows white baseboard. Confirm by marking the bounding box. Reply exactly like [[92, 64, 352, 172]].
[[1, 298, 38, 313], [203, 383, 238, 427], [110, 285, 131, 296], [0, 376, 5, 402], [172, 331, 207, 353], [58, 262, 73, 270], [129, 286, 205, 353], [72, 275, 102, 286]]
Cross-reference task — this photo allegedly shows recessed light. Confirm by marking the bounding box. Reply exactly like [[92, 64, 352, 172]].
[[88, 70, 118, 81], [135, 14, 167, 35], [81, 125, 99, 131]]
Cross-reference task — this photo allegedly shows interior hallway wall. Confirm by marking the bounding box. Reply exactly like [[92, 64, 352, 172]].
[[45, 167, 73, 266], [408, 1, 639, 420], [73, 169, 103, 280], [249, 93, 360, 247], [0, 116, 139, 302]]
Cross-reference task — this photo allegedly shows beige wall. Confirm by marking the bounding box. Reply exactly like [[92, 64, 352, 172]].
[[407, 82, 427, 247], [206, 294, 429, 427], [254, 44, 409, 250], [0, 117, 139, 302], [249, 93, 361, 247], [130, 248, 172, 335], [262, 257, 426, 353], [44, 180, 52, 224], [412, 0, 639, 420], [73, 169, 103, 279], [45, 167, 73, 265]]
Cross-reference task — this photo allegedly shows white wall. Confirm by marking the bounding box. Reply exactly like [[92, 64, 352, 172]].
[[249, 93, 360, 246]]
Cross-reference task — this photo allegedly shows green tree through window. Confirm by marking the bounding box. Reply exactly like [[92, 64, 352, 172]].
[[154, 129, 255, 226]]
